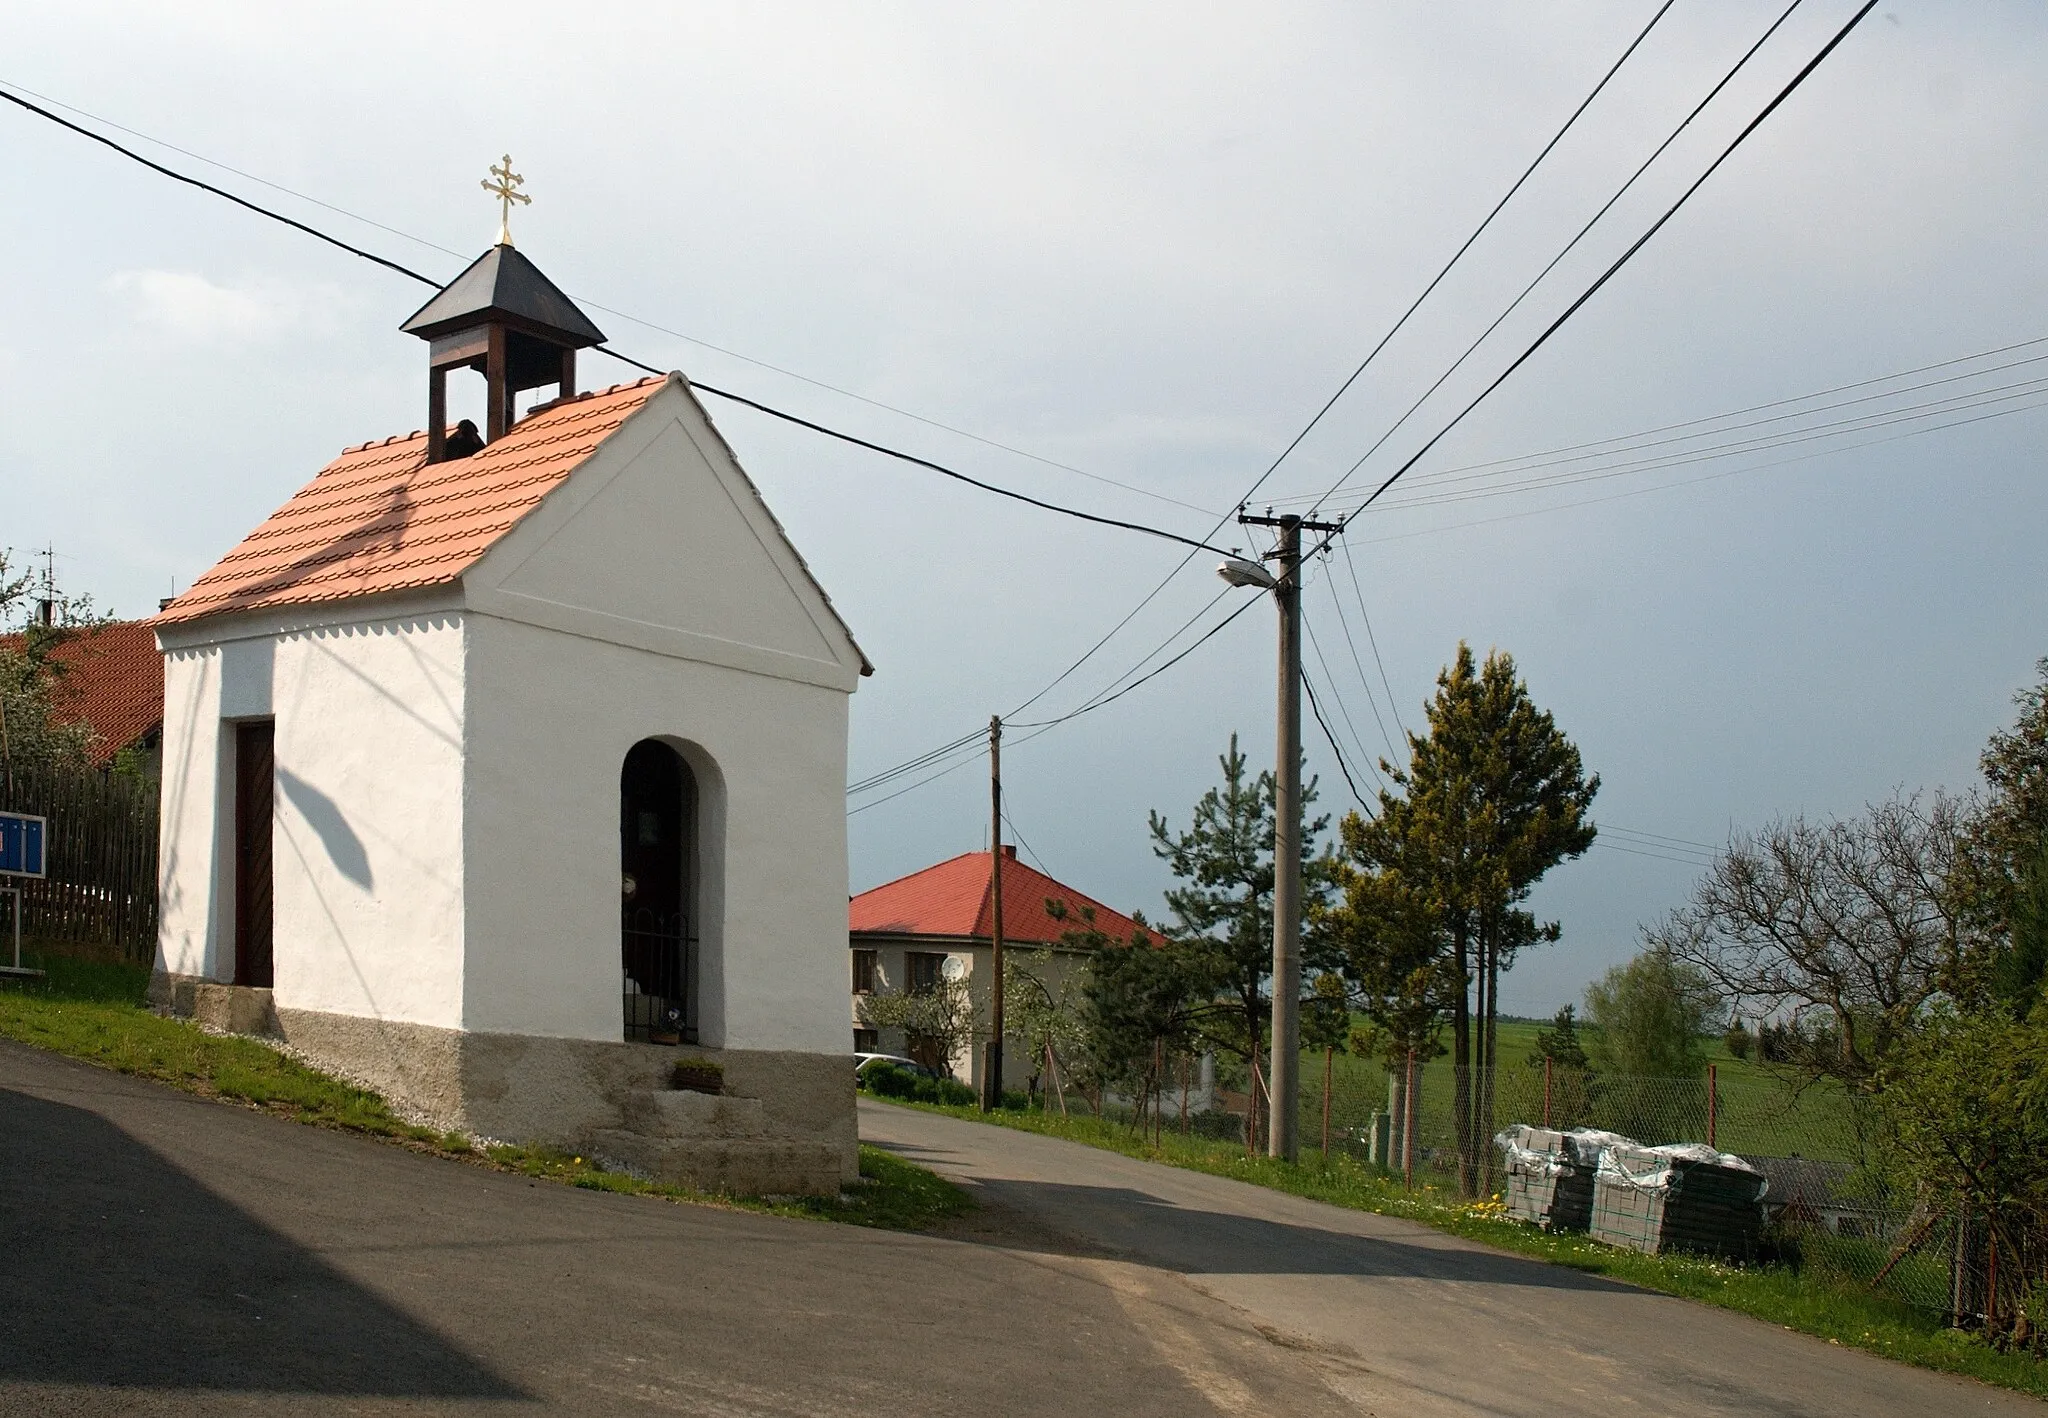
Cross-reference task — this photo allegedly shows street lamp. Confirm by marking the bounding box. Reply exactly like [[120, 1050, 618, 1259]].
[[1216, 513, 1339, 1162], [1216, 556, 1277, 591]]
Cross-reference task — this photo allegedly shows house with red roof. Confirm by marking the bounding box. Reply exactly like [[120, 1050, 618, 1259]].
[[849, 845, 1148, 1085], [149, 232, 869, 1196], [1, 620, 164, 770]]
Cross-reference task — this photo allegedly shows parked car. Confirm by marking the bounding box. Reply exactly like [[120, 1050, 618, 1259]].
[[854, 1052, 938, 1081]]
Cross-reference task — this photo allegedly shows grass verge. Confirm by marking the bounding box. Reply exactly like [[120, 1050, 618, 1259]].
[[872, 1095, 2048, 1398], [0, 949, 968, 1231]]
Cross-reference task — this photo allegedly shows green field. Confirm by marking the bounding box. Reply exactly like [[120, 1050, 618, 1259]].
[[1295, 1019, 1866, 1166]]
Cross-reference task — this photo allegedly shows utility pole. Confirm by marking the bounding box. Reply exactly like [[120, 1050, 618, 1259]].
[[1235, 511, 1340, 1161], [982, 715, 1006, 1111]]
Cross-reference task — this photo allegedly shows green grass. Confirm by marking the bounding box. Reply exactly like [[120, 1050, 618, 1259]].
[[0, 947, 968, 1232], [871, 1094, 2048, 1399], [1302, 1020, 1867, 1162]]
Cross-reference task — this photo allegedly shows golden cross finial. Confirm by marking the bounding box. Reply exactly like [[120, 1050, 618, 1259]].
[[481, 154, 531, 247]]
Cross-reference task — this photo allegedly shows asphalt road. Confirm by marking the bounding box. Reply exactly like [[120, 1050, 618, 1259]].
[[860, 1098, 2042, 1417], [0, 1041, 1349, 1416]]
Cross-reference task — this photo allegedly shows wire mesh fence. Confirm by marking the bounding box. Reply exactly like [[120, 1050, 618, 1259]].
[[1294, 1051, 1966, 1317]]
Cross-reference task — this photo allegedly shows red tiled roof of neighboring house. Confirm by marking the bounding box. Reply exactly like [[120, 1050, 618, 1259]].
[[850, 847, 1150, 946], [0, 620, 164, 765], [155, 378, 669, 626]]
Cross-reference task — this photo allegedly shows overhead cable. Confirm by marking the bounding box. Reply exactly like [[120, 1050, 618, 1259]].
[[1303, 0, 1807, 518], [1311, 0, 1882, 548], [0, 83, 1230, 559], [954, 0, 1682, 741], [0, 75, 1215, 521]]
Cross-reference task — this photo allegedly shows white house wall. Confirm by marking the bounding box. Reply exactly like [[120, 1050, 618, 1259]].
[[157, 646, 228, 979], [156, 607, 469, 1029], [462, 611, 852, 1051]]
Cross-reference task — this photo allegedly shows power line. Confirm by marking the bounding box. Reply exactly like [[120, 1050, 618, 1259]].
[[1301, 669, 1369, 810], [1302, 622, 1384, 790], [1382, 347, 2048, 497], [1386, 336, 2048, 488], [1317, 563, 1403, 764], [1307, 0, 1882, 551], [0, 75, 1218, 523], [1299, 0, 1808, 518], [1339, 536, 1411, 743], [1012, 592, 1262, 731], [0, 85, 442, 288], [1236, 0, 1678, 512], [1347, 389, 2048, 547], [0, 75, 1273, 810], [1351, 369, 2048, 512], [0, 83, 1231, 560], [944, 0, 1681, 747], [847, 726, 985, 795], [999, 808, 1054, 877]]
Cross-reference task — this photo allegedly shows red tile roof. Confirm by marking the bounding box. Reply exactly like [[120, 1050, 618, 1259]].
[[155, 378, 668, 626], [0, 621, 164, 765], [850, 848, 1149, 946]]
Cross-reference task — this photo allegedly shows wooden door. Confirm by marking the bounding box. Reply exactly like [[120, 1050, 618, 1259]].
[[234, 721, 274, 988]]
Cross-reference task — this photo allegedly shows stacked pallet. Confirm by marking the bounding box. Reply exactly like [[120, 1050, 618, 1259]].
[[1498, 1126, 1633, 1232], [1590, 1142, 1767, 1258]]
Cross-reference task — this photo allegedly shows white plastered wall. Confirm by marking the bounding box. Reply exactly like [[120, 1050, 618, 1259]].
[[155, 603, 468, 1027], [461, 613, 851, 1050], [157, 644, 229, 979], [456, 375, 862, 1051]]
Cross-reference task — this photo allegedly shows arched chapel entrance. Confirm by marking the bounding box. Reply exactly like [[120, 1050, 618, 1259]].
[[620, 738, 697, 1043]]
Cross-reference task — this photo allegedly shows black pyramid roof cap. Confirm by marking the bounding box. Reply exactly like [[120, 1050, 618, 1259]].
[[400, 244, 606, 347]]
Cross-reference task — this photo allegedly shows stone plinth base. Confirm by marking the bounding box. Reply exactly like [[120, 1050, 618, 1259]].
[[148, 971, 856, 1197]]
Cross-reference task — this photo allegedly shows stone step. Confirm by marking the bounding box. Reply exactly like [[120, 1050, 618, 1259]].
[[621, 1088, 769, 1140], [590, 1131, 849, 1197]]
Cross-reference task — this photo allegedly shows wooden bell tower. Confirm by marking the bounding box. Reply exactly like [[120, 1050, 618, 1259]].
[[400, 158, 606, 463]]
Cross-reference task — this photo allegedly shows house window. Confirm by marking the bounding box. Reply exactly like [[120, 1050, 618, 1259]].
[[854, 1028, 879, 1054], [851, 948, 878, 995], [907, 951, 945, 995]]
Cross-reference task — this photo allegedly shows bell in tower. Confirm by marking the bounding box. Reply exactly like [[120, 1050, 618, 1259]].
[[401, 156, 606, 463]]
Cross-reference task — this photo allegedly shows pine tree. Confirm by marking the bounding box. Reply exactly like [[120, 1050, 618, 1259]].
[[1530, 1004, 1590, 1070], [1329, 644, 1597, 1194], [1148, 734, 1335, 1140]]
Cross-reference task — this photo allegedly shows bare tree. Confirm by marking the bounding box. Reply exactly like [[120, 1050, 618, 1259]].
[[1647, 792, 1972, 1085]]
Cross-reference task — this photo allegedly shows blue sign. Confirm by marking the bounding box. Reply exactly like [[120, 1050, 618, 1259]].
[[0, 812, 46, 878]]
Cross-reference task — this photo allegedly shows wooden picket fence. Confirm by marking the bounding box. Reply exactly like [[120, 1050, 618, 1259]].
[[1, 759, 158, 961]]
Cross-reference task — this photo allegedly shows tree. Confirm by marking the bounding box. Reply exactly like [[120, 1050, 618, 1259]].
[[1647, 793, 1969, 1086], [1148, 734, 1335, 1141], [1003, 946, 1090, 1107], [856, 976, 976, 1080], [1529, 1004, 1590, 1071], [1327, 643, 1597, 1194], [0, 548, 107, 790], [1582, 947, 1718, 1077], [1877, 1006, 2048, 1341], [1958, 658, 2048, 938], [1080, 931, 1199, 1129], [1315, 843, 1451, 1070]]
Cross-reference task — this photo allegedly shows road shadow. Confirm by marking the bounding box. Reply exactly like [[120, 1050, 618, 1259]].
[[0, 1085, 524, 1399], [877, 1139, 1634, 1293]]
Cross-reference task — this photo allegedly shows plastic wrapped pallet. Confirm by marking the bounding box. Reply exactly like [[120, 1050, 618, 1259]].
[[1496, 1125, 1630, 1231], [1590, 1142, 1768, 1258]]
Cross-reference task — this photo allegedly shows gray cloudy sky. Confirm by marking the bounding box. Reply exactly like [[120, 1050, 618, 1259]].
[[4, 2, 2044, 1014]]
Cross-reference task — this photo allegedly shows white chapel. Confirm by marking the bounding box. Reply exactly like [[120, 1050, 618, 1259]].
[[151, 233, 870, 1195]]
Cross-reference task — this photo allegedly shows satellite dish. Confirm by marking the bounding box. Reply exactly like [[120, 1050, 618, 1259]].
[[941, 956, 967, 982]]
